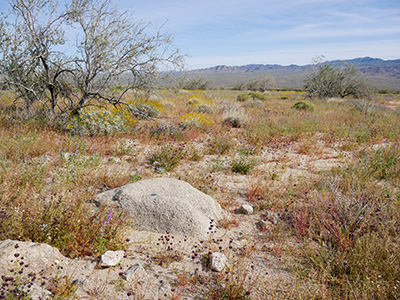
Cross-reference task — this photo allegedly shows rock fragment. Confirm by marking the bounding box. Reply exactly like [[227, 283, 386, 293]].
[[210, 252, 228, 272], [99, 250, 124, 267], [122, 263, 147, 281], [239, 204, 253, 215]]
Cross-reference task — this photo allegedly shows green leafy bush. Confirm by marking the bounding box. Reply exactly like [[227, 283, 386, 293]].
[[231, 154, 255, 174], [291, 101, 315, 111], [236, 93, 250, 102], [248, 92, 266, 101]]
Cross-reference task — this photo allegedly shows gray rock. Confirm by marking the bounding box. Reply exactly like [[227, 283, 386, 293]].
[[122, 263, 147, 281], [154, 167, 166, 173], [94, 178, 223, 238], [159, 281, 171, 292], [99, 250, 124, 267], [239, 204, 253, 215], [257, 220, 272, 231], [210, 252, 228, 272], [33, 155, 52, 165], [71, 278, 86, 288], [0, 240, 69, 272], [19, 283, 52, 300], [0, 240, 70, 300], [262, 210, 280, 224]]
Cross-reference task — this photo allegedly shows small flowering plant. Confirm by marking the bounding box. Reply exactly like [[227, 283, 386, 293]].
[[95, 210, 115, 254]]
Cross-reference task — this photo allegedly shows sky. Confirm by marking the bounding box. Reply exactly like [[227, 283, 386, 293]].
[[1, 0, 399, 70], [120, 0, 400, 69]]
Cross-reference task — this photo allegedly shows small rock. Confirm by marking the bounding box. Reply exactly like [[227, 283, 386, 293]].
[[239, 204, 253, 215], [159, 281, 171, 293], [262, 210, 280, 224], [19, 283, 52, 300], [108, 157, 122, 163], [122, 263, 147, 281], [257, 220, 272, 231], [99, 250, 124, 267], [71, 278, 86, 288], [210, 252, 228, 272], [154, 167, 165, 173], [61, 152, 72, 160], [40, 155, 52, 164]]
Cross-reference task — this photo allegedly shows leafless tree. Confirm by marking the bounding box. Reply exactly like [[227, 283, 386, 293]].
[[0, 0, 184, 117], [305, 60, 370, 99], [246, 75, 275, 92]]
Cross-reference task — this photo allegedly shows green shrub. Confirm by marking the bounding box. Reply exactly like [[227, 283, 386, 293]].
[[208, 136, 232, 155], [194, 104, 215, 114], [223, 116, 244, 128], [248, 92, 266, 101], [133, 103, 161, 118], [291, 101, 315, 111], [148, 144, 184, 171], [231, 155, 255, 175], [236, 93, 250, 102], [68, 110, 125, 136]]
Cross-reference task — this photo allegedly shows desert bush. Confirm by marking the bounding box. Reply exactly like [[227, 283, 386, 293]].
[[190, 97, 217, 114], [350, 99, 380, 114], [194, 104, 215, 114], [207, 136, 233, 155], [291, 101, 315, 111], [147, 144, 184, 171], [133, 103, 161, 118], [236, 93, 250, 102], [176, 76, 211, 90], [305, 62, 370, 99], [179, 112, 214, 129], [247, 75, 275, 92], [221, 103, 246, 128], [248, 92, 266, 101], [231, 154, 255, 175], [223, 116, 245, 128], [187, 96, 202, 106], [68, 110, 127, 136]]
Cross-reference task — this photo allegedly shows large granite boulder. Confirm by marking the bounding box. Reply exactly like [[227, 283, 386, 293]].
[[94, 177, 223, 238]]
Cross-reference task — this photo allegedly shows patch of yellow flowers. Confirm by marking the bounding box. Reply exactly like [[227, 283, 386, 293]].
[[179, 112, 214, 129], [67, 106, 137, 136]]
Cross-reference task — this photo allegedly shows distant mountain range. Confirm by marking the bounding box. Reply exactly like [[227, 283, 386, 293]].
[[188, 57, 400, 90]]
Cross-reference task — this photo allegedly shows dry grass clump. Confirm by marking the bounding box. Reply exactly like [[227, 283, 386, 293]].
[[285, 147, 400, 299]]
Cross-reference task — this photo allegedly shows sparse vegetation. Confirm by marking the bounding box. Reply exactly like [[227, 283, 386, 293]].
[[0, 3, 399, 297], [0, 86, 399, 299]]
